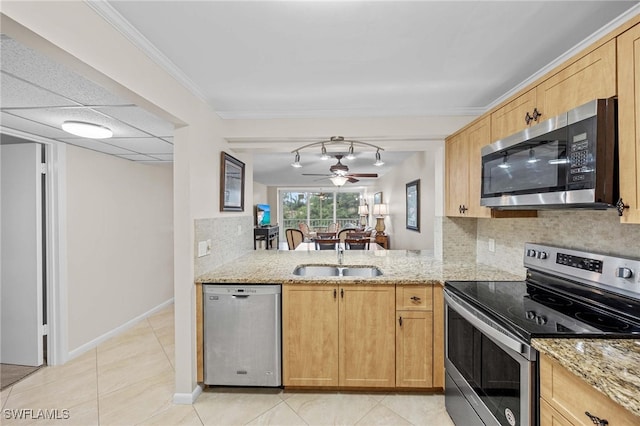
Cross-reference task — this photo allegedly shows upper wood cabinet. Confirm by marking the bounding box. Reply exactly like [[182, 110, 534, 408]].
[[445, 116, 492, 218], [617, 23, 640, 224], [536, 40, 616, 120], [490, 40, 616, 143]]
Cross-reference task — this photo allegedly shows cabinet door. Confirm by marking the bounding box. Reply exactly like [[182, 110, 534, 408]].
[[540, 399, 574, 426], [283, 284, 339, 386], [445, 132, 468, 217], [396, 285, 433, 311], [618, 23, 640, 224], [339, 285, 395, 387], [540, 354, 639, 426], [396, 310, 433, 388], [491, 88, 537, 142], [536, 40, 616, 120], [466, 116, 493, 218]]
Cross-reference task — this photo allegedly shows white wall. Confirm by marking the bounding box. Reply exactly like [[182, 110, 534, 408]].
[[373, 149, 440, 251], [66, 145, 174, 351]]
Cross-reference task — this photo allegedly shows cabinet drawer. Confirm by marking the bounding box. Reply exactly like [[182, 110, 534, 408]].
[[396, 285, 432, 311], [540, 354, 639, 426]]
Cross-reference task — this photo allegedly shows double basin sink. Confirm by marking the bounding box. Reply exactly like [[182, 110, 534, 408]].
[[293, 264, 383, 277]]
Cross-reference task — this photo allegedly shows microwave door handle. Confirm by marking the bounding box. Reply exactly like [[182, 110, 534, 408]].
[[445, 292, 525, 355]]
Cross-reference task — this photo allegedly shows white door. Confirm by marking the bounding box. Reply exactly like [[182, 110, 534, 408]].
[[1, 143, 44, 366]]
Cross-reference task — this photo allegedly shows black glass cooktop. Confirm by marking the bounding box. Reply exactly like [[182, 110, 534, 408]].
[[445, 279, 640, 342]]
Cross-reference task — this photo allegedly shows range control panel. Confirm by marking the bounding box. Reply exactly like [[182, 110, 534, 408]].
[[523, 243, 640, 300], [556, 253, 603, 273]]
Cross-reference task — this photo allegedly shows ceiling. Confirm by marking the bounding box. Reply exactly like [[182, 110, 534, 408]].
[[2, 1, 639, 186]]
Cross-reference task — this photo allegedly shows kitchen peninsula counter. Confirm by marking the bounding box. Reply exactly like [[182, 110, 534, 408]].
[[532, 338, 640, 418], [195, 249, 524, 284]]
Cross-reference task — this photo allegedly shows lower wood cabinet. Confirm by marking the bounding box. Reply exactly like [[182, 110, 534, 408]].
[[540, 354, 639, 426], [283, 283, 442, 390]]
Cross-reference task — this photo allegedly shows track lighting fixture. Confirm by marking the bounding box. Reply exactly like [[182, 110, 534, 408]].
[[291, 151, 302, 168], [374, 149, 384, 166], [290, 136, 384, 169]]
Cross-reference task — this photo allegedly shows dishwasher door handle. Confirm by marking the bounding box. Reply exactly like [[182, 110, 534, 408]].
[[232, 294, 250, 298]]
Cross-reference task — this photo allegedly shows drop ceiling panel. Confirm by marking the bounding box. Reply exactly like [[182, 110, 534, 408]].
[[95, 106, 174, 137], [61, 138, 139, 155], [1, 73, 79, 109], [0, 37, 131, 107], [105, 137, 173, 154], [9, 107, 150, 138], [1, 112, 74, 139]]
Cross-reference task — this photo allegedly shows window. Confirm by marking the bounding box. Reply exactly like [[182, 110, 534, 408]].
[[280, 189, 362, 231]]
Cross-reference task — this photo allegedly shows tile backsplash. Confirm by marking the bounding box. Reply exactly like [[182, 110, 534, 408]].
[[476, 210, 640, 276], [194, 216, 254, 278], [435, 216, 477, 262]]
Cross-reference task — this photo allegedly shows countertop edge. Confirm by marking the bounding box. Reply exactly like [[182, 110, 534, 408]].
[[532, 338, 640, 418]]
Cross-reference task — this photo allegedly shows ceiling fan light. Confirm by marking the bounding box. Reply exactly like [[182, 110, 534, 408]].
[[291, 151, 302, 168], [62, 121, 113, 139], [329, 175, 348, 186], [346, 143, 355, 160], [320, 143, 330, 160], [374, 150, 384, 166]]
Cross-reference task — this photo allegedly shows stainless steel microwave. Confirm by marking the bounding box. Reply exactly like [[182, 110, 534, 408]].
[[480, 98, 618, 209]]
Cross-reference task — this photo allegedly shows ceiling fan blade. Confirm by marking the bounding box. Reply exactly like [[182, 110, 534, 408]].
[[347, 177, 359, 183], [302, 173, 332, 176], [348, 173, 378, 178]]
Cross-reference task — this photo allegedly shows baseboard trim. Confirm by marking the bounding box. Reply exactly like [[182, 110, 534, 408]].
[[173, 384, 203, 404], [67, 298, 174, 361]]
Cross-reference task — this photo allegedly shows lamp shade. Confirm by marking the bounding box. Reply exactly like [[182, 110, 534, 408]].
[[358, 205, 369, 215], [372, 203, 388, 216]]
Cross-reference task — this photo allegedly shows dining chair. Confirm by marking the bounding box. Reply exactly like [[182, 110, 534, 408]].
[[347, 231, 368, 239], [298, 222, 310, 240], [315, 238, 339, 250], [338, 228, 357, 243], [316, 231, 337, 239], [285, 228, 304, 250], [345, 238, 369, 250], [327, 222, 340, 233]]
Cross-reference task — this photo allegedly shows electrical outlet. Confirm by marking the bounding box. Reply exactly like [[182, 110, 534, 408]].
[[198, 241, 208, 257], [488, 238, 495, 253], [206, 239, 212, 255]]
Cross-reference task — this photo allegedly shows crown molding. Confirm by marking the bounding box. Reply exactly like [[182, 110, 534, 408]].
[[86, 0, 209, 104], [486, 4, 640, 111]]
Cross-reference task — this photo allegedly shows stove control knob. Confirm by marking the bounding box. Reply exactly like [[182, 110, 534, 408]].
[[525, 311, 536, 320], [537, 251, 548, 260], [535, 316, 548, 325], [527, 249, 537, 258], [616, 267, 633, 279]]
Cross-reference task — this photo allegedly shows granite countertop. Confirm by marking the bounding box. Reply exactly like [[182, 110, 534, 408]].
[[195, 249, 524, 284], [532, 338, 640, 418]]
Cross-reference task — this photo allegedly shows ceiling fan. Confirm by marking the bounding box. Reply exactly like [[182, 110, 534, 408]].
[[303, 155, 378, 184]]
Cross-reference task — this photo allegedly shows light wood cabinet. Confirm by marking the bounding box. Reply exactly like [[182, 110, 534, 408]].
[[445, 116, 492, 218], [396, 284, 434, 388], [282, 284, 339, 386], [339, 285, 396, 387], [491, 88, 538, 142], [617, 23, 640, 224], [540, 354, 639, 426], [283, 283, 395, 388], [490, 41, 616, 143]]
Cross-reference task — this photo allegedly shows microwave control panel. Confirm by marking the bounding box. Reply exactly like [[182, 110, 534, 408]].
[[567, 116, 596, 189]]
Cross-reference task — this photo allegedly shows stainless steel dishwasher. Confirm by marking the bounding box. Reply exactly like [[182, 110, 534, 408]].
[[203, 284, 281, 387]]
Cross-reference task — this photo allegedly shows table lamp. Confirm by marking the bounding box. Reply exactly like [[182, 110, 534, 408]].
[[372, 203, 388, 235]]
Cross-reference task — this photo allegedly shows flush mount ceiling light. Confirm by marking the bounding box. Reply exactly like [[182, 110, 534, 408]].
[[290, 136, 385, 168], [61, 121, 113, 139], [329, 175, 349, 186]]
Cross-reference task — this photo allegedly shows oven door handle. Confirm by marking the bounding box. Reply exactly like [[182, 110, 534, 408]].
[[445, 291, 526, 355]]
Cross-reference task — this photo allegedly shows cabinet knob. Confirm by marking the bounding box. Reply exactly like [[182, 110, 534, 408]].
[[616, 198, 629, 216], [532, 108, 543, 122], [525, 112, 533, 125], [459, 205, 468, 214], [398, 316, 403, 326], [585, 411, 608, 426], [410, 296, 421, 302]]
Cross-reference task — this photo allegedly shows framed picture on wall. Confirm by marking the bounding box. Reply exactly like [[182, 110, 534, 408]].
[[374, 192, 383, 205], [220, 152, 245, 212], [406, 179, 420, 231]]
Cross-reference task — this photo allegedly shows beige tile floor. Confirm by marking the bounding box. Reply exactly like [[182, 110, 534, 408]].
[[0, 305, 454, 426]]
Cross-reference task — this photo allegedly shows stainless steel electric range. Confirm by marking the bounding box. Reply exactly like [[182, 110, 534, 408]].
[[444, 243, 640, 426]]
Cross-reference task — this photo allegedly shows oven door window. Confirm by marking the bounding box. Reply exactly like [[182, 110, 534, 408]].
[[447, 307, 522, 426], [482, 127, 568, 198]]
